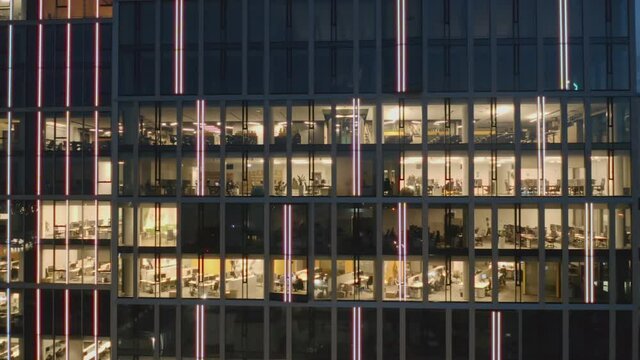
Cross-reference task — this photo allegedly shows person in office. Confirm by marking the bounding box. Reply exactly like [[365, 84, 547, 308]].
[[499, 265, 507, 286]]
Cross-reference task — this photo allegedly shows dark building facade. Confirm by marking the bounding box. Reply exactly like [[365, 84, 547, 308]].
[[1, 0, 640, 358]]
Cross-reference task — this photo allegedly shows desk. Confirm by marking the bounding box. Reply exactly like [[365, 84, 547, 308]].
[[475, 281, 490, 298], [408, 282, 423, 299]]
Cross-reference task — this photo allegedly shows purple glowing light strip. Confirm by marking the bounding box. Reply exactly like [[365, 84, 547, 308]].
[[283, 205, 293, 302], [397, 203, 407, 300], [352, 307, 361, 360], [491, 311, 502, 360], [396, 0, 406, 92], [174, 0, 184, 94], [351, 99, 361, 196], [584, 203, 594, 303], [558, 0, 569, 89]]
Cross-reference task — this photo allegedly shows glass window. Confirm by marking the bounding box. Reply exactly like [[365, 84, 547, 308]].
[[497, 259, 539, 303], [382, 258, 423, 301], [427, 152, 468, 196], [591, 98, 630, 143], [383, 102, 423, 144], [225, 155, 265, 196], [313, 258, 332, 300], [271, 257, 308, 299], [427, 257, 469, 302], [591, 150, 631, 196], [138, 255, 177, 298], [291, 155, 332, 196], [520, 150, 562, 196], [270, 155, 287, 196], [382, 204, 423, 255], [336, 258, 375, 300], [138, 203, 177, 247], [181, 255, 220, 299], [383, 151, 423, 196], [568, 150, 586, 196], [569, 260, 609, 303], [474, 151, 515, 196], [614, 205, 631, 249], [335, 102, 376, 145], [473, 100, 515, 143], [473, 257, 492, 302], [474, 207, 492, 249], [427, 101, 468, 144], [291, 102, 332, 145], [428, 207, 467, 249], [224, 258, 264, 299], [567, 100, 585, 143], [226, 104, 264, 145], [543, 205, 562, 250]]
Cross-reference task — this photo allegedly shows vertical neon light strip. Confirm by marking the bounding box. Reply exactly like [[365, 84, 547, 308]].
[[36, 0, 44, 357], [195, 100, 206, 196], [584, 203, 594, 303], [93, 0, 101, 356], [6, 0, 14, 347], [352, 307, 361, 360], [351, 99, 361, 196], [536, 96, 546, 195], [195, 304, 204, 359], [397, 203, 407, 300], [491, 311, 502, 360], [174, 0, 184, 94], [64, 0, 72, 357], [395, 0, 406, 92], [282, 205, 292, 302], [558, 0, 569, 89]]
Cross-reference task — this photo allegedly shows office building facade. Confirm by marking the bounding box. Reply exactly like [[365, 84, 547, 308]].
[[0, 0, 639, 358]]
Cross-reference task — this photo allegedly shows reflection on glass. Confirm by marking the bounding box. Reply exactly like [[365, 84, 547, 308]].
[[567, 101, 585, 143]]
